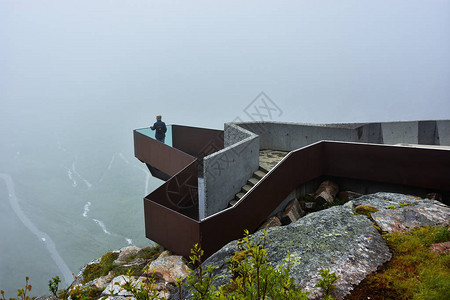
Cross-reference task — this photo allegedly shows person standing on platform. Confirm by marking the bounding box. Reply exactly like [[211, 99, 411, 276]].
[[150, 115, 167, 143]]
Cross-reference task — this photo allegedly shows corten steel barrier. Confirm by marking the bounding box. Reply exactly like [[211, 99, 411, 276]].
[[134, 130, 196, 177], [322, 142, 450, 191], [198, 141, 450, 258], [171, 125, 224, 158], [199, 143, 326, 257], [144, 161, 201, 257], [136, 129, 450, 259], [135, 126, 225, 257]]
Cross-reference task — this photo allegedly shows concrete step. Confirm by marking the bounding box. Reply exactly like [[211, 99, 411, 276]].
[[259, 165, 271, 173], [247, 177, 259, 186], [254, 170, 267, 179], [229, 199, 238, 207], [231, 168, 267, 206], [242, 184, 253, 193], [235, 192, 246, 200]]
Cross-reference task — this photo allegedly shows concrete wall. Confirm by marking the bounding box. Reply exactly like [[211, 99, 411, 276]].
[[437, 120, 450, 145], [200, 119, 449, 219], [201, 124, 259, 218], [238, 122, 360, 151], [381, 121, 419, 145], [238, 120, 450, 150]]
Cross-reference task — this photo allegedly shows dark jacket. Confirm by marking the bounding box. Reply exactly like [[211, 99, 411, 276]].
[[151, 120, 167, 140]]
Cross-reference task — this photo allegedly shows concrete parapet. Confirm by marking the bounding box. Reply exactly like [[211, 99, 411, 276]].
[[237, 120, 449, 150], [201, 124, 259, 218], [238, 122, 360, 151], [381, 121, 419, 145], [437, 120, 450, 146]]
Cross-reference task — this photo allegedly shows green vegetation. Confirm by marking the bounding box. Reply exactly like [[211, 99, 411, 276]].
[[2, 225, 447, 299], [347, 226, 450, 300], [1, 277, 32, 300], [217, 230, 309, 299], [111, 268, 164, 300], [109, 230, 338, 300], [82, 252, 119, 283], [354, 205, 379, 217], [81, 245, 161, 284], [316, 269, 340, 299], [48, 276, 61, 297]]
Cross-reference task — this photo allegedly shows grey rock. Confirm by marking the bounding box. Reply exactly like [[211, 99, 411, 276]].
[[193, 204, 391, 299], [430, 241, 450, 254], [102, 275, 138, 297], [145, 255, 190, 284], [348, 192, 422, 210], [122, 258, 147, 269], [348, 192, 450, 233], [34, 296, 58, 300], [114, 245, 141, 264], [86, 271, 115, 291]]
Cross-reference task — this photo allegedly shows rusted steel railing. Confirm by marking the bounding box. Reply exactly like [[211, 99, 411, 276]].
[[134, 129, 196, 177], [144, 161, 201, 257], [135, 125, 224, 257], [322, 141, 450, 191], [136, 128, 450, 259], [171, 125, 224, 158]]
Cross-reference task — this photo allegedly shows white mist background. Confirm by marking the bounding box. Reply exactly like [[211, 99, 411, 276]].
[[1, 0, 449, 296]]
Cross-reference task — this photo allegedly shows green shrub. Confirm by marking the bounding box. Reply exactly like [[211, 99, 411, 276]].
[[113, 230, 334, 299], [48, 276, 61, 297], [82, 252, 119, 283], [316, 269, 340, 299], [185, 243, 218, 299], [135, 245, 161, 260], [218, 230, 308, 299]]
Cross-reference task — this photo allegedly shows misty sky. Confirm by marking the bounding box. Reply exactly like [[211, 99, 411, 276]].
[[1, 0, 449, 132], [0, 1, 449, 295]]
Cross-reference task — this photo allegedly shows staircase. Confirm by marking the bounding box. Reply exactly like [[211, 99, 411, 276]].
[[229, 167, 268, 207]]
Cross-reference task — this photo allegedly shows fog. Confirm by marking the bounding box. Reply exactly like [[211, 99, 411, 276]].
[[1, 0, 449, 296]]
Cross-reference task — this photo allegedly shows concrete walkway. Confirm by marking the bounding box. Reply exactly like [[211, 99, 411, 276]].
[[259, 149, 289, 172]]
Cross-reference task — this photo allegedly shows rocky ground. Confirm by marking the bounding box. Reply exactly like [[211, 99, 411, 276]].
[[42, 186, 449, 299]]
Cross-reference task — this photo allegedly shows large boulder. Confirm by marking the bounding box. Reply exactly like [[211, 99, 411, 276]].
[[172, 192, 450, 299], [361, 195, 449, 233], [200, 205, 390, 299], [144, 254, 191, 284]]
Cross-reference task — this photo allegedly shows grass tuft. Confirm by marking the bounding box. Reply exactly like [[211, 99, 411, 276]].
[[82, 252, 119, 283], [346, 226, 450, 299]]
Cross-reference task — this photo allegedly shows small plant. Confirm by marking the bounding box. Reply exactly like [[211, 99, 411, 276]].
[[387, 205, 397, 209], [220, 230, 308, 299], [65, 284, 102, 300], [400, 202, 412, 208], [185, 243, 217, 299], [316, 269, 340, 299], [113, 269, 165, 300], [1, 277, 32, 300], [48, 276, 61, 297]]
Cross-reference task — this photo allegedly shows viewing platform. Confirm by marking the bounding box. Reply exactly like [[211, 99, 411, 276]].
[[134, 120, 450, 258]]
